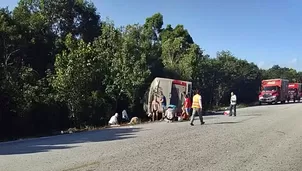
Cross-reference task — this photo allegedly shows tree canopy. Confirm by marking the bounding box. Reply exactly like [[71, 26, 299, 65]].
[[1, 1, 301, 140]]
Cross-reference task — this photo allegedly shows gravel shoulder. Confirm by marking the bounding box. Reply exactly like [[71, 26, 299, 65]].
[[1, 103, 302, 171]]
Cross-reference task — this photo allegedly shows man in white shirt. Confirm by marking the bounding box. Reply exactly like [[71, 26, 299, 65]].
[[229, 92, 237, 117], [109, 113, 119, 125]]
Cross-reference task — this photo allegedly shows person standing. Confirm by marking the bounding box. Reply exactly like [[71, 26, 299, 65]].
[[151, 96, 159, 121], [229, 92, 237, 117], [184, 94, 192, 117], [190, 90, 204, 126], [160, 92, 166, 108], [160, 92, 167, 117]]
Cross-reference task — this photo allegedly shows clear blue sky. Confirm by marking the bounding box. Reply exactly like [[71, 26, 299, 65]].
[[3, 0, 302, 70]]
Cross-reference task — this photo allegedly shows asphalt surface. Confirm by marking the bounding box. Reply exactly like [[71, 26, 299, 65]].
[[1, 103, 302, 171]]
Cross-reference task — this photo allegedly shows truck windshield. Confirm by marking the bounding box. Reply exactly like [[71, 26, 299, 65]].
[[263, 86, 278, 91], [289, 88, 297, 92]]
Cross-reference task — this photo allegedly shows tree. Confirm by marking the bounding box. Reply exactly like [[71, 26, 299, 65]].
[[15, 0, 101, 41], [99, 22, 151, 114], [263, 65, 300, 82], [11, 0, 101, 75], [143, 13, 165, 81], [160, 24, 199, 80], [52, 33, 109, 127]]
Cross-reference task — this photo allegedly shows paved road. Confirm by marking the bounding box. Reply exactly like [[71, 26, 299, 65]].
[[1, 103, 302, 171]]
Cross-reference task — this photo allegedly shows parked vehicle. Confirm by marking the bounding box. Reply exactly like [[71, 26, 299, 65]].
[[143, 77, 192, 117], [259, 79, 289, 105], [287, 83, 302, 102]]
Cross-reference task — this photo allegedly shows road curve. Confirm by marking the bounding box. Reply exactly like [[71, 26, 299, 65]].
[[1, 103, 302, 171]]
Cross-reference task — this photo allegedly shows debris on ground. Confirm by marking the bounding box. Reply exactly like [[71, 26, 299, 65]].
[[129, 117, 141, 125]]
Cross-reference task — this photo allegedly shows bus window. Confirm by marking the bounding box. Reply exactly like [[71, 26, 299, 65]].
[[188, 84, 192, 97]]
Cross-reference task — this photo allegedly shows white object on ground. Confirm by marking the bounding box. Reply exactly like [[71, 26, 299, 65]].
[[178, 116, 183, 122], [165, 108, 174, 120]]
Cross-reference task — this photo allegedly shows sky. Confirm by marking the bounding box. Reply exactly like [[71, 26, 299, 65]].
[[3, 0, 302, 70]]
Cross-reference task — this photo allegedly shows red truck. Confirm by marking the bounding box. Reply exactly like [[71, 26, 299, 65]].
[[259, 79, 289, 105], [287, 83, 302, 102]]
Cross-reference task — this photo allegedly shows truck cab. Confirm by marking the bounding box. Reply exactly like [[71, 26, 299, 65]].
[[288, 83, 301, 102], [259, 79, 288, 105], [259, 85, 280, 104]]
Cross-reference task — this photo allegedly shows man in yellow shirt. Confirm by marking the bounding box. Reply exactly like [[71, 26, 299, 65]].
[[190, 89, 205, 126]]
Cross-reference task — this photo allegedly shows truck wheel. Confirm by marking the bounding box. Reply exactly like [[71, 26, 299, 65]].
[[281, 100, 285, 104]]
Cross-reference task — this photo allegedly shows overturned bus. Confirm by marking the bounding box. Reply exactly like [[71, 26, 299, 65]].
[[143, 77, 192, 116]]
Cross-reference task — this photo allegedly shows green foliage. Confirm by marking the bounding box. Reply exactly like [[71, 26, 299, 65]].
[[110, 24, 151, 103], [262, 65, 301, 82], [52, 33, 109, 127], [1, 2, 301, 140]]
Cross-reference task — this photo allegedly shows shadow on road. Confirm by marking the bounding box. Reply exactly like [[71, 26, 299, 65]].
[[212, 121, 239, 125], [0, 127, 142, 155], [205, 115, 256, 125], [203, 111, 224, 116], [244, 113, 262, 117]]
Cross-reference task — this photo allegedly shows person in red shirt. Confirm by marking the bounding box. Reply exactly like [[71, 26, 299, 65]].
[[183, 94, 192, 119]]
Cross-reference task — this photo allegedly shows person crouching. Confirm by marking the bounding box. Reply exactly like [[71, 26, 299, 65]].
[[165, 105, 175, 123], [108, 113, 119, 126]]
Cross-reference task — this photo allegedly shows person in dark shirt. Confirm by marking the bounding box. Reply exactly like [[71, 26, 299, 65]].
[[160, 92, 167, 110]]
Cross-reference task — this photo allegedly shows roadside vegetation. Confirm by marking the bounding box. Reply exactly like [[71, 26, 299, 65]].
[[1, 0, 302, 141]]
